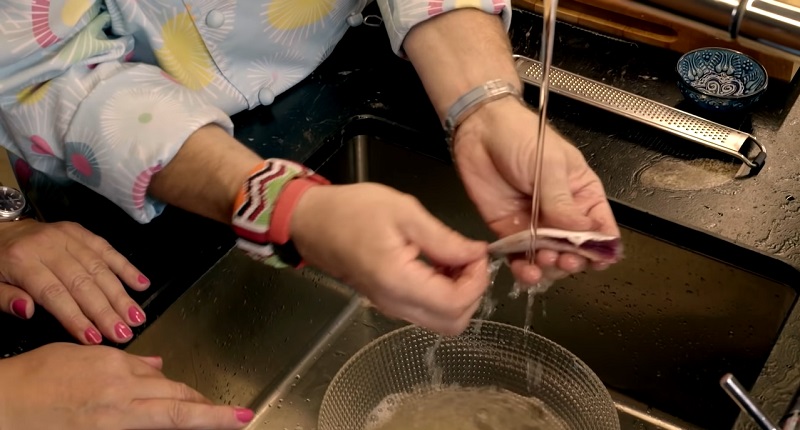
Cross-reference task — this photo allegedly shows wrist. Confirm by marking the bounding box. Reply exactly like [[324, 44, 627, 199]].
[[453, 95, 531, 149], [231, 159, 329, 269]]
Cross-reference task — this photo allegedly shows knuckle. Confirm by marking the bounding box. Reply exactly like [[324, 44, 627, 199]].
[[67, 273, 94, 294], [167, 400, 190, 427], [4, 242, 30, 262], [40, 282, 67, 303], [95, 304, 118, 321], [174, 382, 194, 400], [56, 221, 81, 233], [85, 259, 109, 277]]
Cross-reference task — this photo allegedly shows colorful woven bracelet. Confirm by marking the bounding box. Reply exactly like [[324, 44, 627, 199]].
[[231, 159, 329, 268]]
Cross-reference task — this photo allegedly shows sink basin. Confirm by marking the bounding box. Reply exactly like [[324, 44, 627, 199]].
[[127, 116, 800, 430]]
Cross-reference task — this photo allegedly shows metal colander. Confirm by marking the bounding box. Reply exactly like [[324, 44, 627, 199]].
[[319, 320, 620, 430]]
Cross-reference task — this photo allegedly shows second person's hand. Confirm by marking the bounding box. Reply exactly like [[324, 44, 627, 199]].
[[0, 343, 253, 430], [0, 220, 151, 344], [290, 183, 490, 336]]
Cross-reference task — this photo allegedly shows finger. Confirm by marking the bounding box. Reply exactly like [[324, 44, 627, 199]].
[[383, 257, 489, 334], [128, 400, 253, 429], [0, 282, 34, 319], [391, 290, 485, 337], [45, 253, 133, 343], [534, 249, 559, 268], [133, 355, 164, 371], [132, 378, 210, 404], [66, 238, 147, 327], [400, 198, 488, 266], [509, 259, 542, 285], [555, 253, 588, 273], [59, 222, 151, 291], [538, 160, 595, 233], [13, 263, 103, 344], [586, 195, 621, 237]]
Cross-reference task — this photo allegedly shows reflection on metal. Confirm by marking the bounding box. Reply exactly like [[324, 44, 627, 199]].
[[631, 0, 800, 55]]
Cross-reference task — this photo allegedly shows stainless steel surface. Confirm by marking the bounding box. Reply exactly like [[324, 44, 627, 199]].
[[529, 0, 559, 261], [513, 55, 767, 172], [629, 0, 800, 56], [722, 374, 780, 430], [127, 123, 799, 430], [318, 321, 620, 430]]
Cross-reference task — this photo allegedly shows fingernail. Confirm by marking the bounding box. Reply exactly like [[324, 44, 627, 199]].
[[85, 327, 102, 344], [10, 299, 28, 319], [137, 274, 150, 286], [235, 407, 254, 423], [114, 322, 133, 340], [128, 306, 146, 324]]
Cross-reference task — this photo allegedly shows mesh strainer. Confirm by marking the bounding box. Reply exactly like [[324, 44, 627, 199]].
[[319, 320, 620, 430]]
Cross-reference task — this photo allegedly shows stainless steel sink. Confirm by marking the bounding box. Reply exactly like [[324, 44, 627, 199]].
[[127, 116, 800, 430]]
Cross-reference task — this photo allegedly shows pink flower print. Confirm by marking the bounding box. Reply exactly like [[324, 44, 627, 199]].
[[13, 159, 32, 187], [428, 1, 444, 15], [64, 141, 101, 188], [132, 164, 163, 209], [30, 135, 54, 156], [31, 0, 60, 48]]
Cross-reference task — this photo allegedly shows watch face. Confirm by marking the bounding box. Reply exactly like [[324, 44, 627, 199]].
[[0, 186, 25, 218]]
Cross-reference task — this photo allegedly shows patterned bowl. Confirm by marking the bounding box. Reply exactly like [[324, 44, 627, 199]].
[[676, 47, 768, 113]]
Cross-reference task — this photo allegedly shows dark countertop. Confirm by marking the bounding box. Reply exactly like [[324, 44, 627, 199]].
[[2, 4, 799, 367]]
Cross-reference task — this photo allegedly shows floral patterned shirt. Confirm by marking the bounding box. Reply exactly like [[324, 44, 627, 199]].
[[0, 0, 511, 223]]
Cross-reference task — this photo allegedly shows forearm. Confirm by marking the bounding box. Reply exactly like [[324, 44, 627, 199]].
[[403, 8, 521, 123], [149, 125, 262, 224]]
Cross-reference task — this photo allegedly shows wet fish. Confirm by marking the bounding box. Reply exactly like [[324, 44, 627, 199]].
[[488, 228, 623, 263]]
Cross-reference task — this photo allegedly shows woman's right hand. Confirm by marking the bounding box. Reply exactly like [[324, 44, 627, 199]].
[[0, 220, 151, 344], [0, 343, 253, 429], [290, 183, 490, 336]]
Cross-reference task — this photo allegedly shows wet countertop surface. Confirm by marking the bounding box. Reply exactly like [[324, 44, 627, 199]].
[[2, 4, 799, 368]]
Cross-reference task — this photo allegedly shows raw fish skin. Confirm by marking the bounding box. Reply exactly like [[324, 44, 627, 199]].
[[488, 228, 623, 263]]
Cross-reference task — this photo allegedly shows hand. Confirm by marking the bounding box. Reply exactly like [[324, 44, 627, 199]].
[[452, 97, 620, 285], [0, 220, 151, 344], [0, 343, 253, 429], [290, 183, 489, 336]]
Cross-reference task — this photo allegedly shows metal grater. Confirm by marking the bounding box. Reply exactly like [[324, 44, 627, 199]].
[[513, 55, 767, 175]]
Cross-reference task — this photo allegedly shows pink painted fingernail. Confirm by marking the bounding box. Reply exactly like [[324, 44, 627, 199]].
[[114, 322, 133, 340], [11, 299, 28, 319], [137, 274, 150, 286], [85, 327, 102, 344], [234, 407, 254, 423], [128, 306, 146, 324]]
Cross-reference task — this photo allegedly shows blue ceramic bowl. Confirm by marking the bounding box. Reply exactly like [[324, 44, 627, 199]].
[[676, 47, 768, 113]]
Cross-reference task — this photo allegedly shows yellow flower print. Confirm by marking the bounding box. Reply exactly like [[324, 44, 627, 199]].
[[454, 0, 483, 7], [61, 0, 93, 27], [16, 81, 52, 105], [155, 12, 215, 91], [266, 0, 334, 30]]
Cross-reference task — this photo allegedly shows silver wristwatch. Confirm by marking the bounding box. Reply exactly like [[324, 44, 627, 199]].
[[0, 186, 32, 222]]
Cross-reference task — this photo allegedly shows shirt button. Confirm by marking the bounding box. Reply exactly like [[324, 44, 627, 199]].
[[258, 87, 275, 106], [205, 10, 225, 28]]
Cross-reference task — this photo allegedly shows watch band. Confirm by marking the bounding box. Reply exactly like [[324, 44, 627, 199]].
[[443, 79, 524, 145], [232, 159, 329, 269]]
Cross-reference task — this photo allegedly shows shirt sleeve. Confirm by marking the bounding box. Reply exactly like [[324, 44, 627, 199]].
[[376, 0, 513, 57], [0, 9, 233, 224]]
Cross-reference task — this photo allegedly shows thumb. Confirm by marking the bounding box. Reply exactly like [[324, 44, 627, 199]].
[[0, 282, 35, 320], [539, 163, 595, 232], [401, 204, 487, 267]]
